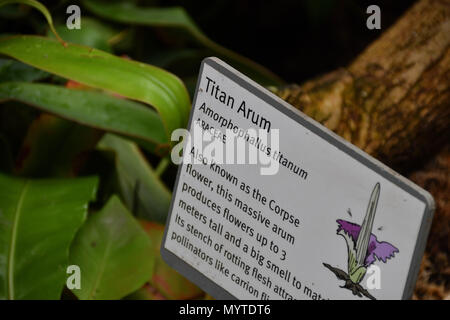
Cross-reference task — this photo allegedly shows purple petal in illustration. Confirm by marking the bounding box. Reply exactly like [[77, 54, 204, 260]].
[[337, 219, 360, 242], [337, 219, 399, 266]]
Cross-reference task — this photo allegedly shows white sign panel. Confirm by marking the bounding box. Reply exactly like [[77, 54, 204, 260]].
[[161, 57, 434, 300]]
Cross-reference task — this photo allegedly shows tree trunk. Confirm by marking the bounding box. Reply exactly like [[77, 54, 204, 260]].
[[409, 145, 449, 299], [275, 0, 450, 172]]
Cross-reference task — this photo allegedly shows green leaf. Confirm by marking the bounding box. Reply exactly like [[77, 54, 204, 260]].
[[0, 0, 63, 43], [69, 196, 154, 300], [349, 265, 367, 284], [140, 221, 203, 299], [98, 134, 171, 223], [0, 82, 168, 150], [0, 36, 191, 138], [48, 17, 117, 52], [338, 228, 367, 284], [0, 58, 49, 82], [82, 0, 283, 86], [0, 173, 98, 299]]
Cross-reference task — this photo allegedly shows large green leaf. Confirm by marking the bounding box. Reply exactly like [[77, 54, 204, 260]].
[[0, 82, 168, 150], [69, 196, 154, 300], [82, 0, 283, 86], [98, 134, 171, 223], [0, 173, 98, 299], [0, 36, 190, 138]]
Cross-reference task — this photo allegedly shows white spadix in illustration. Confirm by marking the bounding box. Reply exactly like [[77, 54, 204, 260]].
[[324, 182, 399, 299], [355, 183, 380, 265]]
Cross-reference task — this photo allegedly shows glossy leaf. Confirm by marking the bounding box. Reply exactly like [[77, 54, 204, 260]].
[[140, 221, 203, 299], [0, 36, 191, 137], [82, 0, 283, 86], [0, 173, 98, 299], [69, 196, 154, 300], [0, 82, 168, 149], [98, 134, 171, 223]]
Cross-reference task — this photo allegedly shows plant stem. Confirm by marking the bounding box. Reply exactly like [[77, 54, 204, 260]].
[[155, 157, 170, 177]]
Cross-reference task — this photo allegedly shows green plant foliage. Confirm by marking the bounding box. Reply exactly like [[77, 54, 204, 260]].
[[0, 58, 48, 82], [0, 36, 190, 137], [82, 0, 283, 86], [15, 114, 102, 177], [49, 17, 118, 53], [0, 2, 28, 19], [0, 0, 288, 300], [0, 82, 168, 149], [0, 0, 62, 42], [140, 221, 203, 299], [0, 173, 98, 299], [69, 196, 155, 300], [98, 134, 171, 223]]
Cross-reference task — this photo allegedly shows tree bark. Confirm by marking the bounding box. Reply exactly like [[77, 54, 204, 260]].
[[409, 145, 449, 299], [275, 0, 450, 171]]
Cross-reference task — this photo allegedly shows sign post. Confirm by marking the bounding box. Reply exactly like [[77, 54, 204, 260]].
[[161, 57, 434, 300]]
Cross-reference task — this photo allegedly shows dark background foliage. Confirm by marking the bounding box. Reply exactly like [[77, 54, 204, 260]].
[[1, 0, 416, 83], [174, 0, 415, 82]]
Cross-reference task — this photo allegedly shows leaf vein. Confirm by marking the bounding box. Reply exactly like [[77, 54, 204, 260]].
[[7, 180, 29, 300]]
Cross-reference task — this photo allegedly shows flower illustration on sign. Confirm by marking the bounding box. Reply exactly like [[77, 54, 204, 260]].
[[323, 183, 399, 300]]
